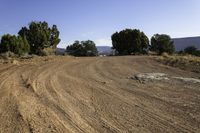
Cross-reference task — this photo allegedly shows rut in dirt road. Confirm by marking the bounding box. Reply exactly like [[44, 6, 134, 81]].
[[0, 56, 200, 133]]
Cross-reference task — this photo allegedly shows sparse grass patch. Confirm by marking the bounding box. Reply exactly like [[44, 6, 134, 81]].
[[157, 55, 200, 73], [40, 48, 56, 56]]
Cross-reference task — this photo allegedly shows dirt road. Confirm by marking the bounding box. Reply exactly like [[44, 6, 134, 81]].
[[0, 56, 199, 133]]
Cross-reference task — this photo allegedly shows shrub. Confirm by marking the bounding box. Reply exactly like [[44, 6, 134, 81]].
[[184, 46, 200, 56], [150, 34, 175, 55], [0, 34, 30, 56], [0, 51, 16, 59], [66, 40, 98, 56], [161, 52, 169, 58], [40, 47, 56, 56], [0, 21, 60, 56], [111, 29, 149, 55], [18, 21, 60, 55]]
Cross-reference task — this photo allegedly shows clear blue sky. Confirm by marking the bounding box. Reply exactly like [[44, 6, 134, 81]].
[[0, 0, 200, 48]]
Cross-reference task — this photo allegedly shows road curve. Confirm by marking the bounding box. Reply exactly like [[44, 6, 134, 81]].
[[0, 56, 199, 133]]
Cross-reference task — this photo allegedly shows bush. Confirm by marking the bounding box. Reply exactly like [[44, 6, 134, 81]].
[[0, 21, 60, 57], [18, 21, 60, 55], [184, 46, 200, 56], [0, 34, 30, 56], [161, 52, 169, 58], [111, 29, 149, 55], [150, 34, 175, 55], [0, 51, 16, 59], [66, 40, 98, 56], [196, 50, 200, 56], [40, 47, 56, 56]]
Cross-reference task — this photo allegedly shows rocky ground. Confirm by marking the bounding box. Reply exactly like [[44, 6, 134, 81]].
[[0, 56, 199, 133]]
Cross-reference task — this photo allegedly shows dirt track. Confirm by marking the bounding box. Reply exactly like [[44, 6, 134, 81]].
[[0, 56, 199, 133]]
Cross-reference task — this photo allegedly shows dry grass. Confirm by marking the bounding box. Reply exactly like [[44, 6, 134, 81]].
[[157, 55, 200, 73]]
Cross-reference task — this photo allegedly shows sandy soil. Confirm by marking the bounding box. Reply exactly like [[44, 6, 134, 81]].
[[0, 56, 199, 133]]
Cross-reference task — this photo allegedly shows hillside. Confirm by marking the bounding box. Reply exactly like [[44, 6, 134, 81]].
[[96, 46, 112, 55], [172, 36, 200, 51], [56, 48, 66, 55]]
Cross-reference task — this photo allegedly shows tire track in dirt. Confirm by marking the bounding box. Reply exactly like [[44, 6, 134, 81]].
[[0, 56, 199, 133], [81, 57, 198, 133]]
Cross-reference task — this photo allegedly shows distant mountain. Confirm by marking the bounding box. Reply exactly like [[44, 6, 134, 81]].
[[97, 46, 113, 55], [56, 48, 65, 55], [172, 36, 200, 51]]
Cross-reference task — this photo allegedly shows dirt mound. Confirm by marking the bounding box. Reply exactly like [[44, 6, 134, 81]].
[[0, 56, 199, 132]]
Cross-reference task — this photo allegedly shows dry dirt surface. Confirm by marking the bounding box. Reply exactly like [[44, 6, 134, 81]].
[[0, 56, 200, 133]]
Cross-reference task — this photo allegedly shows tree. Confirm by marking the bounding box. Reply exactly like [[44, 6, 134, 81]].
[[184, 46, 197, 55], [16, 36, 30, 55], [0, 34, 30, 55], [150, 34, 175, 55], [66, 41, 84, 56], [111, 29, 149, 55], [66, 40, 98, 56], [18, 21, 60, 55], [82, 40, 98, 56], [184, 46, 200, 56]]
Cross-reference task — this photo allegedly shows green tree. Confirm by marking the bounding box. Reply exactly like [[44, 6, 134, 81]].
[[0, 34, 30, 55], [111, 29, 149, 55], [18, 21, 61, 55], [150, 34, 175, 55], [184, 46, 200, 56], [82, 40, 98, 56], [17, 36, 30, 55], [184, 46, 197, 55], [66, 41, 84, 56], [66, 40, 98, 56]]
